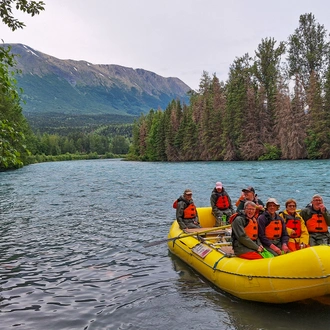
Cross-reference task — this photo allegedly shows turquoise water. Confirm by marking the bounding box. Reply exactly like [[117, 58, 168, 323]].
[[1, 159, 330, 329]]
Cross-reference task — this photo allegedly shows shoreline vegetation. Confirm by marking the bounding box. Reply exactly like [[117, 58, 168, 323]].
[[26, 152, 126, 164], [3, 12, 330, 170]]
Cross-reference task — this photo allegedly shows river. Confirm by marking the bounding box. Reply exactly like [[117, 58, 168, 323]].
[[1, 159, 330, 329]]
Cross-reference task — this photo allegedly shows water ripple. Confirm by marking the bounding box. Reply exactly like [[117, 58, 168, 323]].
[[2, 159, 330, 329]]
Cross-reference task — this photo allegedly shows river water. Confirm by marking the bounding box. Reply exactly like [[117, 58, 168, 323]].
[[1, 159, 330, 330]]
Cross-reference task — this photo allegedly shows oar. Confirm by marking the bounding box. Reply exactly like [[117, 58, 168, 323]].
[[144, 224, 231, 247]]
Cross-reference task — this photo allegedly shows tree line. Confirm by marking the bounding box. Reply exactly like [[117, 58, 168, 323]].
[[129, 13, 330, 161]]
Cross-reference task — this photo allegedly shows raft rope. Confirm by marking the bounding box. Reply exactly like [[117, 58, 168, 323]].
[[176, 234, 330, 280], [199, 235, 330, 280], [211, 265, 330, 280]]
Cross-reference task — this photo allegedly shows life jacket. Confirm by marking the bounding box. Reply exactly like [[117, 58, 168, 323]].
[[173, 199, 178, 209], [231, 213, 258, 241], [183, 203, 197, 219], [215, 194, 230, 210], [265, 219, 283, 240], [229, 212, 239, 223], [306, 213, 328, 233], [280, 212, 302, 238], [245, 217, 258, 240]]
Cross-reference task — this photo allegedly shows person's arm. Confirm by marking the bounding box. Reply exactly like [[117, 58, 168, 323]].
[[322, 208, 330, 225], [195, 206, 200, 224], [210, 193, 221, 218], [176, 201, 187, 229], [235, 192, 245, 207], [298, 216, 310, 246]]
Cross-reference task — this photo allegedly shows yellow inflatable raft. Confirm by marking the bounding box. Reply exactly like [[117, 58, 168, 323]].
[[168, 207, 330, 303]]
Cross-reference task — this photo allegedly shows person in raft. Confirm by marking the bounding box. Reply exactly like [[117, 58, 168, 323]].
[[279, 199, 309, 251], [257, 198, 290, 256], [176, 189, 201, 230], [300, 194, 330, 246], [231, 201, 264, 260], [236, 186, 264, 218], [210, 181, 235, 226]]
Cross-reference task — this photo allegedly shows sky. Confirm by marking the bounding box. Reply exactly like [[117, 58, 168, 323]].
[[1, 0, 330, 90]]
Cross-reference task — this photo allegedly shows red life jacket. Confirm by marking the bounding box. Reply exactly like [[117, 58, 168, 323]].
[[281, 213, 302, 238], [183, 203, 197, 219], [306, 213, 328, 233], [216, 195, 230, 210], [265, 219, 283, 240], [173, 199, 178, 209]]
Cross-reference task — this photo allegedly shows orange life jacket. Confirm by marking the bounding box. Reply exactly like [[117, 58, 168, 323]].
[[265, 219, 283, 240], [183, 203, 197, 219], [306, 213, 328, 233], [229, 212, 239, 223], [282, 213, 302, 238], [230, 213, 258, 241], [245, 217, 258, 241], [215, 195, 230, 210]]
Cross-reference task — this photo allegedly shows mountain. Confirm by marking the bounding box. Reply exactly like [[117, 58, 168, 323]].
[[5, 43, 191, 125]]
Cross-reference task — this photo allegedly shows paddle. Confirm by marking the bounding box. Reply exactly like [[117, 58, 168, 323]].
[[144, 224, 231, 247]]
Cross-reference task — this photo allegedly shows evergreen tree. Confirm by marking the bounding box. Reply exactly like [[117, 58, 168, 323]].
[[287, 13, 330, 91]]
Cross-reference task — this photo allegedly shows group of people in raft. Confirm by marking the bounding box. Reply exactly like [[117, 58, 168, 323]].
[[175, 182, 330, 259]]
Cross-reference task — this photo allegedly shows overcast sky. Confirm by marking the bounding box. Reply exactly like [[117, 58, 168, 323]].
[[1, 0, 329, 90]]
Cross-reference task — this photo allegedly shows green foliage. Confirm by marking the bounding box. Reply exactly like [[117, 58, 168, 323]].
[[0, 45, 32, 170], [0, 0, 45, 31], [27, 151, 121, 164], [111, 135, 130, 154], [0, 119, 26, 170], [287, 13, 330, 90], [258, 144, 281, 161], [305, 130, 321, 159]]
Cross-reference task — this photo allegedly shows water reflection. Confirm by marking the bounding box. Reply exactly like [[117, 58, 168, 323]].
[[169, 252, 330, 330]]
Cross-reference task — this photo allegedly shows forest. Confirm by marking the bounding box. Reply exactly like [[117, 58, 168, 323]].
[[2, 9, 330, 170], [128, 13, 330, 161]]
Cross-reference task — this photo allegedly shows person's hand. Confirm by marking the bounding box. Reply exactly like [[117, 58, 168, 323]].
[[281, 243, 290, 253], [300, 242, 307, 249], [270, 244, 282, 255], [257, 245, 264, 252], [320, 204, 326, 213]]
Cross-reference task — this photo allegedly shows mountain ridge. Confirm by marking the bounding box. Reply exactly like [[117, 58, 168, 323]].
[[5, 43, 191, 119]]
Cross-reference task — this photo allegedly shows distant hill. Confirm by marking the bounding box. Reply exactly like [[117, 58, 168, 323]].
[[4, 43, 191, 128]]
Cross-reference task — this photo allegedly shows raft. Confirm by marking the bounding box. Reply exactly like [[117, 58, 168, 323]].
[[168, 207, 330, 303]]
